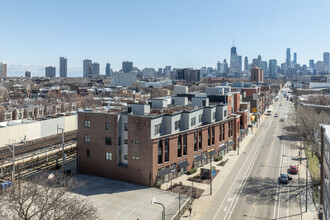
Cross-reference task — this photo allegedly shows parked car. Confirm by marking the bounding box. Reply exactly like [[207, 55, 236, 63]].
[[274, 113, 278, 117], [279, 174, 292, 184], [289, 165, 298, 174]]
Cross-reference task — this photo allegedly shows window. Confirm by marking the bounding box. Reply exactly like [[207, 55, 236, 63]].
[[212, 127, 215, 145], [199, 131, 202, 150], [154, 124, 162, 135], [191, 117, 196, 127], [224, 110, 227, 117], [208, 128, 211, 146], [158, 140, 163, 164], [183, 134, 187, 155], [124, 155, 128, 160], [219, 125, 222, 141], [105, 137, 112, 145], [199, 114, 203, 123], [175, 120, 180, 130], [178, 135, 182, 157], [118, 137, 121, 145], [124, 139, 128, 144], [165, 139, 169, 162], [105, 122, 109, 130], [84, 134, 90, 143], [86, 149, 90, 157], [132, 156, 140, 160], [131, 140, 139, 144], [124, 123, 128, 131], [106, 152, 112, 161], [194, 131, 198, 151], [84, 120, 90, 128]]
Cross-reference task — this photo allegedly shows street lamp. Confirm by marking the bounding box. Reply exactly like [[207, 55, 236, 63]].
[[151, 197, 165, 220]]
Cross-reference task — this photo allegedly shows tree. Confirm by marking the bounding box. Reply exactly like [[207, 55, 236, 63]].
[[0, 173, 97, 220], [0, 105, 5, 122], [291, 105, 330, 158]]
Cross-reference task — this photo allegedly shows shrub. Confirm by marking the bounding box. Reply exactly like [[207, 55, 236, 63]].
[[214, 155, 223, 161], [155, 183, 161, 189], [187, 168, 197, 175]]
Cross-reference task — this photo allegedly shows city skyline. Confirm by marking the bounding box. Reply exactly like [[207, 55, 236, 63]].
[[1, 0, 330, 76]]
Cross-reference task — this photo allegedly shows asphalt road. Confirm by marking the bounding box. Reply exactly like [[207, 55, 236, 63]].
[[202, 85, 304, 220]]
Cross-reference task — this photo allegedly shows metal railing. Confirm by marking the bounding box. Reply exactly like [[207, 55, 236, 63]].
[[172, 197, 193, 220]]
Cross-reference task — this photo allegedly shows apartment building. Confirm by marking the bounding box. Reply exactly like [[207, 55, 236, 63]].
[[77, 96, 241, 186]]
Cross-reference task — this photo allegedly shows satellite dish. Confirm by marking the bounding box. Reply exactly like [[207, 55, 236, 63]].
[[48, 173, 55, 180]]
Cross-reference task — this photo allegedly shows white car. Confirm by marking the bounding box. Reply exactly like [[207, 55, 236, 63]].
[[274, 114, 278, 117]]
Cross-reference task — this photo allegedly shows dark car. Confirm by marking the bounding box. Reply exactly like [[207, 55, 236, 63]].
[[289, 165, 298, 174], [279, 174, 292, 184]]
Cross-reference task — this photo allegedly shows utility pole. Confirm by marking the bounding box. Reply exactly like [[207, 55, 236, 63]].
[[57, 127, 65, 178], [7, 143, 15, 190], [210, 154, 212, 195], [320, 125, 325, 219]]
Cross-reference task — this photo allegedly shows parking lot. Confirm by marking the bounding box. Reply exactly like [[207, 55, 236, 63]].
[[74, 174, 190, 220]]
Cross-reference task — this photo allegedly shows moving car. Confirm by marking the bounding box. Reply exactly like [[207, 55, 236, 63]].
[[279, 174, 292, 184], [274, 113, 278, 117], [290, 165, 298, 174]]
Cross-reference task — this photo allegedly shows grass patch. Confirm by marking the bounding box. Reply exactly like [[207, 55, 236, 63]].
[[305, 146, 320, 185]]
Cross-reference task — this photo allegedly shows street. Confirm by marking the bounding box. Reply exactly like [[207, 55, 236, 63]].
[[202, 87, 307, 220]]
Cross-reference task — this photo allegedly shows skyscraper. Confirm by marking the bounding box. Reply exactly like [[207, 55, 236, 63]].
[[286, 48, 291, 69], [0, 62, 7, 78], [257, 55, 262, 67], [293, 53, 297, 65], [237, 56, 242, 74], [164, 66, 171, 77], [269, 59, 277, 79], [122, 61, 133, 73], [244, 56, 248, 72], [260, 61, 268, 77], [83, 59, 92, 77], [309, 59, 315, 70], [217, 61, 221, 73], [323, 52, 330, 69], [92, 62, 100, 76], [45, 66, 56, 78], [25, 71, 31, 78], [59, 57, 67, 77], [223, 59, 229, 75], [105, 63, 111, 77], [230, 47, 238, 76]]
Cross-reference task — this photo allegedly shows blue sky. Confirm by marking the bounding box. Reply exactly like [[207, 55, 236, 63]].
[[0, 0, 329, 77]]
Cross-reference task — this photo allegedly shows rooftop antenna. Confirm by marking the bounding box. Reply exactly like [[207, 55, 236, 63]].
[[232, 39, 235, 47]]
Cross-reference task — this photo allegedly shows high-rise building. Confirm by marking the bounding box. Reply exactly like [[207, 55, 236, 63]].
[[323, 52, 330, 70], [92, 62, 100, 76], [164, 66, 171, 77], [223, 59, 229, 75], [316, 61, 324, 72], [269, 59, 277, 79], [175, 68, 200, 83], [252, 59, 258, 66], [257, 55, 262, 67], [122, 61, 133, 73], [0, 62, 7, 78], [251, 65, 263, 83], [25, 71, 31, 78], [230, 46, 238, 76], [217, 61, 221, 73], [157, 68, 163, 77], [244, 56, 248, 72], [309, 59, 315, 70], [260, 61, 268, 77], [286, 48, 291, 69], [59, 57, 67, 77], [237, 56, 242, 74], [83, 59, 92, 77], [105, 63, 111, 77], [293, 53, 297, 65], [45, 66, 56, 78]]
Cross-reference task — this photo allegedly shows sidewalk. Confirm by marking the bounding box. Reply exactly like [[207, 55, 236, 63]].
[[176, 121, 262, 219], [298, 149, 319, 219]]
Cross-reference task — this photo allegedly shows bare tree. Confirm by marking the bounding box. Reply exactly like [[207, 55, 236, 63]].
[[0, 173, 97, 220], [0, 105, 5, 122], [291, 105, 330, 158]]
